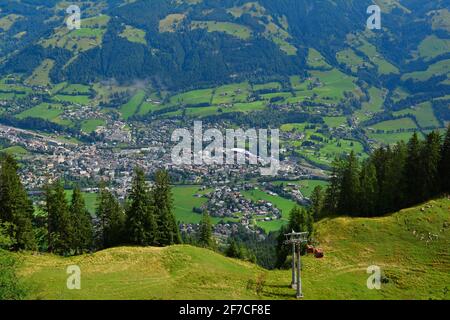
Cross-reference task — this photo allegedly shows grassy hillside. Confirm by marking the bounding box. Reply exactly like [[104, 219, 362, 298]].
[[19, 198, 450, 300]]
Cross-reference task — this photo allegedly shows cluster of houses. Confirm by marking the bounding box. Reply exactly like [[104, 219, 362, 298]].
[[200, 186, 281, 221]]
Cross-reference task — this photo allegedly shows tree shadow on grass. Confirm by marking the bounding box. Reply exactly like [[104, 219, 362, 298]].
[[261, 284, 296, 299]]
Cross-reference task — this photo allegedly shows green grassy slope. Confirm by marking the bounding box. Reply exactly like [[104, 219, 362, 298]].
[[19, 198, 450, 300]]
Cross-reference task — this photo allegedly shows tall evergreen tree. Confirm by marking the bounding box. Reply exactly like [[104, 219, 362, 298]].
[[322, 131, 448, 219], [309, 185, 324, 221], [384, 142, 408, 211], [323, 158, 344, 216], [404, 132, 423, 205], [359, 161, 378, 217], [440, 125, 450, 193], [0, 154, 35, 250], [198, 211, 213, 248], [337, 151, 360, 216], [125, 168, 157, 246], [421, 131, 441, 200], [96, 184, 125, 249], [46, 181, 72, 255], [69, 186, 93, 254], [275, 206, 313, 268], [370, 146, 390, 212], [152, 170, 181, 245], [225, 239, 244, 259]]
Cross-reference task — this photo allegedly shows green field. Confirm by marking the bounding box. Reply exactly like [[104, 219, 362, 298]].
[[159, 13, 186, 33], [301, 139, 365, 166], [16, 103, 64, 122], [402, 59, 450, 82], [430, 8, 450, 32], [242, 188, 297, 232], [288, 69, 358, 105], [64, 190, 98, 214], [138, 101, 164, 115], [394, 102, 440, 128], [417, 35, 450, 61], [173, 100, 266, 118], [80, 119, 105, 134], [25, 59, 54, 87], [18, 197, 450, 300], [368, 131, 421, 145], [169, 88, 213, 106], [0, 145, 28, 156], [172, 185, 240, 225], [361, 87, 385, 114], [0, 92, 19, 100], [336, 48, 367, 73], [367, 117, 420, 145], [172, 185, 210, 224], [60, 84, 91, 95], [41, 15, 109, 53], [54, 94, 90, 105], [369, 118, 418, 132], [0, 14, 22, 31], [323, 116, 348, 128], [281, 122, 367, 166], [307, 48, 331, 68], [191, 21, 252, 40], [308, 69, 357, 102], [0, 82, 32, 93], [253, 82, 282, 91], [130, 68, 370, 119], [273, 179, 329, 198], [120, 25, 147, 45], [212, 82, 250, 105], [120, 90, 146, 120], [353, 38, 399, 75], [173, 185, 298, 232]]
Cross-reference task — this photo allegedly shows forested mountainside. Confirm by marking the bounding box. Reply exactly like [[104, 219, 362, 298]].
[[1, 0, 449, 94]]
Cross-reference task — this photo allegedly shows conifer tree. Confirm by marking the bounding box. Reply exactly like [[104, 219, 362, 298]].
[[321, 130, 448, 219], [288, 206, 313, 235], [275, 207, 313, 268], [46, 181, 72, 255], [198, 211, 213, 248], [152, 170, 181, 245], [337, 151, 360, 216], [125, 168, 157, 246], [440, 125, 450, 193], [323, 158, 344, 216], [359, 161, 378, 217], [0, 154, 35, 250], [309, 185, 324, 221], [225, 239, 244, 259], [421, 131, 441, 200], [384, 142, 408, 211], [370, 146, 389, 212], [96, 184, 125, 249], [69, 186, 93, 254], [404, 132, 423, 205]]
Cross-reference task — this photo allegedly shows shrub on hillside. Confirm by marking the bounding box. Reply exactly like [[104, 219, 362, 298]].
[[0, 225, 28, 300]]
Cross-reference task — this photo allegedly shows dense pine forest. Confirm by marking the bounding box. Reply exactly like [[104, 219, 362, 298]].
[[315, 126, 450, 219]]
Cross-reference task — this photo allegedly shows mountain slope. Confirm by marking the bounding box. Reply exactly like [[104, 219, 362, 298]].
[[1, 0, 449, 90], [1, 0, 449, 136], [19, 197, 450, 300]]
